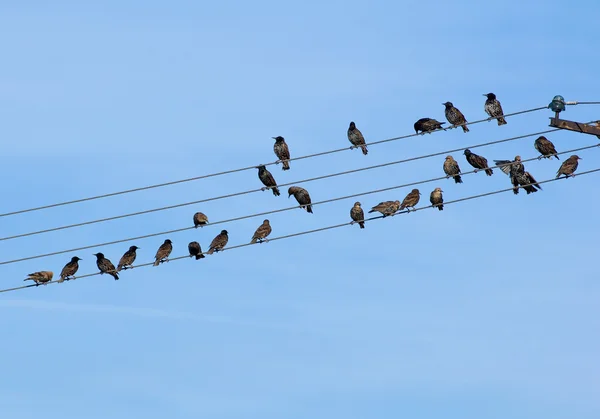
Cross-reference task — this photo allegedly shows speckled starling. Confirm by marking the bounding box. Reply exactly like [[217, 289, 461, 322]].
[[368, 200, 400, 217], [272, 136, 291, 170], [414, 118, 446, 134], [250, 219, 272, 244], [193, 211, 209, 228], [257, 165, 280, 196], [443, 155, 463, 183], [494, 156, 541, 195], [117, 245, 139, 271], [347, 122, 368, 155], [188, 241, 205, 260], [400, 189, 421, 212], [483, 93, 507, 125], [25, 270, 53, 285], [534, 136, 559, 160], [93, 253, 119, 280], [443, 102, 469, 133], [350, 202, 365, 228], [464, 149, 493, 176], [556, 155, 581, 179], [58, 256, 81, 282], [515, 171, 542, 195], [153, 239, 173, 266], [288, 186, 313, 213], [430, 188, 444, 211], [207, 230, 229, 254]]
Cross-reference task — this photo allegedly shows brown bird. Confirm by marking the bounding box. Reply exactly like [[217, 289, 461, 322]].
[[464, 149, 493, 175], [515, 171, 542, 195], [483, 93, 507, 125], [430, 188, 444, 211], [443, 102, 469, 133], [25, 270, 53, 286], [93, 253, 119, 280], [350, 202, 365, 228], [188, 241, 205, 260], [153, 239, 173, 266], [556, 155, 581, 179], [207, 230, 229, 254], [347, 122, 368, 155], [257, 165, 280, 196], [443, 155, 463, 184], [534, 136, 559, 160], [193, 211, 209, 228], [288, 186, 313, 213], [368, 200, 400, 217], [250, 219, 272, 244], [414, 118, 445, 134], [58, 256, 81, 283], [272, 136, 291, 170], [117, 245, 139, 271], [400, 189, 421, 212]]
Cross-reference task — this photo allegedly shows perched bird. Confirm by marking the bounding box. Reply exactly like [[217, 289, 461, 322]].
[[58, 256, 81, 282], [534, 136, 559, 160], [93, 253, 119, 280], [193, 211, 209, 228], [556, 155, 581, 179], [494, 156, 541, 195], [430, 188, 444, 211], [188, 241, 205, 260], [207, 230, 229, 254], [350, 202, 365, 228], [515, 171, 542, 195], [257, 165, 280, 196], [25, 271, 53, 286], [288, 186, 313, 213], [464, 149, 493, 175], [443, 102, 469, 133], [443, 155, 463, 184], [117, 245, 139, 271], [368, 200, 400, 217], [347, 121, 368, 155], [400, 189, 421, 212], [483, 93, 507, 125], [153, 239, 173, 266], [250, 219, 272, 244], [272, 136, 291, 170], [414, 118, 446, 134], [494, 155, 524, 178]]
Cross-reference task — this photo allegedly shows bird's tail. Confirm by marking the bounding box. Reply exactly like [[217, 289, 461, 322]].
[[282, 160, 290, 170], [153, 259, 160, 266], [454, 175, 463, 184], [195, 254, 205, 260], [361, 145, 368, 155], [554, 155, 560, 160], [367, 209, 376, 213], [24, 278, 33, 282], [250, 238, 257, 244], [207, 248, 215, 255], [461, 125, 469, 133], [359, 221, 365, 229], [272, 187, 281, 196], [524, 186, 537, 194], [306, 205, 313, 214], [110, 272, 119, 280], [497, 117, 507, 125], [485, 168, 493, 176], [117, 265, 123, 271]]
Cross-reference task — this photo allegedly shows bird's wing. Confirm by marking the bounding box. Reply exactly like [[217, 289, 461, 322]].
[[525, 172, 542, 190], [493, 160, 513, 176]]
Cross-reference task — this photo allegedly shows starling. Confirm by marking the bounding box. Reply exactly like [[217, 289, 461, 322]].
[[288, 186, 313, 213], [25, 271, 53, 286], [483, 93, 507, 125], [117, 245, 139, 271], [494, 156, 541, 195], [272, 136, 291, 170], [207, 230, 229, 254], [368, 200, 400, 217], [93, 253, 119, 280], [414, 118, 446, 134], [193, 211, 209, 228], [400, 189, 421, 212], [430, 188, 444, 211], [347, 122, 368, 155], [350, 201, 365, 228], [188, 241, 205, 260], [515, 171, 542, 195], [257, 165, 280, 196], [534, 136, 559, 160], [153, 239, 173, 266], [556, 155, 581, 179], [464, 149, 493, 175], [443, 155, 463, 183], [250, 219, 272, 244], [443, 102, 469, 133], [58, 256, 81, 283]]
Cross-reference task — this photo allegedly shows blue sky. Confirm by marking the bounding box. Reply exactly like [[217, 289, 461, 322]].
[[0, 1, 598, 418]]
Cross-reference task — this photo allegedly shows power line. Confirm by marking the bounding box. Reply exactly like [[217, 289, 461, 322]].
[[0, 105, 548, 219], [4, 166, 600, 295], [2, 142, 598, 266]]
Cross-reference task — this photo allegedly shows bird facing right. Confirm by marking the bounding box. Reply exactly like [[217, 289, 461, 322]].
[[207, 230, 229, 254], [193, 211, 209, 228], [368, 200, 400, 217], [272, 136, 291, 170], [350, 202, 365, 228], [430, 188, 444, 211], [443, 102, 469, 133], [347, 122, 368, 155], [25, 271, 54, 285], [400, 189, 421, 212], [250, 219, 272, 244], [58, 256, 81, 282], [483, 93, 507, 125], [117, 245, 139, 271], [153, 239, 173, 266], [556, 155, 581, 179], [443, 155, 463, 184]]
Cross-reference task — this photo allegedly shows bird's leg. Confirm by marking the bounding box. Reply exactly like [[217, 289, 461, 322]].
[[261, 187, 267, 191], [275, 160, 281, 165], [445, 175, 450, 179], [537, 155, 542, 160], [349, 145, 356, 150], [474, 168, 479, 173], [350, 220, 355, 225]]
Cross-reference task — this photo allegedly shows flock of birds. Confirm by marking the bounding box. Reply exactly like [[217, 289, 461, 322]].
[[23, 93, 583, 287]]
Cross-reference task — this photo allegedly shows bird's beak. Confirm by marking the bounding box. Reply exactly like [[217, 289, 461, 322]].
[[271, 137, 277, 139], [482, 94, 487, 96]]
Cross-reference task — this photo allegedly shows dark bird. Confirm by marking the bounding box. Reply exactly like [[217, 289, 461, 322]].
[[347, 121, 368, 155], [117, 245, 139, 271], [515, 171, 542, 195], [483, 93, 507, 125], [58, 256, 81, 282], [534, 136, 559, 160], [443, 102, 469, 132], [350, 202, 365, 228], [414, 118, 446, 134], [443, 155, 463, 183], [250, 219, 272, 244], [207, 230, 229, 254], [93, 253, 119, 280], [257, 165, 280, 196], [188, 241, 205, 260], [368, 200, 400, 217], [153, 239, 173, 266], [400, 189, 421, 212], [288, 186, 313, 213], [272, 136, 291, 170], [464, 149, 493, 175], [193, 211, 209, 228], [556, 155, 581, 179], [494, 156, 541, 195], [430, 188, 444, 211], [25, 271, 53, 286]]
